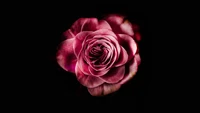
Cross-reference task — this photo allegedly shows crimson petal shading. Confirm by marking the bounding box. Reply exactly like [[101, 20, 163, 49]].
[[119, 57, 138, 85], [75, 64, 104, 88], [117, 34, 137, 61], [88, 83, 121, 96], [100, 66, 125, 83], [114, 46, 128, 67], [56, 38, 77, 73]]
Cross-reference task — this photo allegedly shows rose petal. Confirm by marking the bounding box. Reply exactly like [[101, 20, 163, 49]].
[[73, 31, 92, 57], [100, 66, 125, 83], [117, 34, 137, 61], [97, 20, 112, 30], [119, 57, 138, 85], [120, 20, 134, 36], [104, 14, 124, 34], [56, 38, 77, 73], [81, 18, 98, 31], [75, 64, 104, 88], [104, 14, 136, 37], [134, 32, 141, 41], [104, 14, 124, 26], [135, 54, 141, 65], [62, 29, 75, 39], [87, 83, 121, 96], [114, 46, 128, 67], [70, 18, 88, 35]]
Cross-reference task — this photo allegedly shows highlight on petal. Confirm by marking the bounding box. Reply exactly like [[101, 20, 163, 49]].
[[135, 54, 141, 65], [87, 83, 121, 96], [119, 57, 138, 85], [117, 34, 137, 61], [120, 20, 134, 36], [75, 64, 104, 88], [100, 66, 125, 83], [56, 38, 77, 73]]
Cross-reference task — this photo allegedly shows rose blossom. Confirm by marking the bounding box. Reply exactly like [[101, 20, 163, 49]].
[[56, 14, 141, 96]]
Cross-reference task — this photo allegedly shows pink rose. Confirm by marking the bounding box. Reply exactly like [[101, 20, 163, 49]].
[[56, 14, 141, 96]]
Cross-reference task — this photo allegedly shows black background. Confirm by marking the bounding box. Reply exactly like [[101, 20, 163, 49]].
[[9, 3, 153, 112]]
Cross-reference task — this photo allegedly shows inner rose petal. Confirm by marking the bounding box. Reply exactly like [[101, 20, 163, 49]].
[[84, 39, 114, 71], [73, 31, 93, 57]]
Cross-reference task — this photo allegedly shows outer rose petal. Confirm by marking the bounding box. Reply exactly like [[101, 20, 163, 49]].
[[70, 18, 112, 36], [87, 83, 121, 96], [104, 14, 135, 37], [119, 55, 139, 85], [70, 18, 88, 36], [117, 34, 137, 61], [100, 66, 125, 83], [135, 54, 141, 65], [97, 20, 112, 30], [120, 20, 134, 36], [104, 14, 124, 26], [62, 29, 75, 39], [56, 38, 77, 73], [82, 18, 112, 31], [75, 64, 104, 88]]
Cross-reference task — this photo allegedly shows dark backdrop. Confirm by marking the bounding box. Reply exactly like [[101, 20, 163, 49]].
[[14, 3, 152, 112]]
